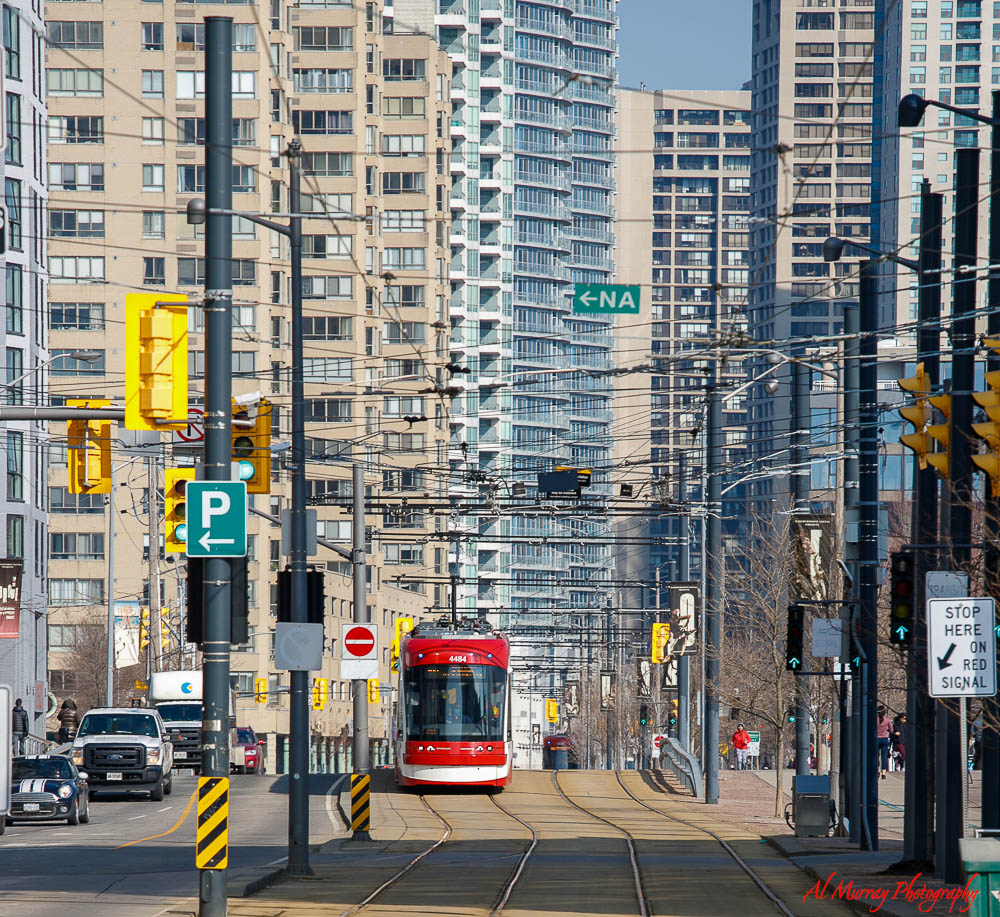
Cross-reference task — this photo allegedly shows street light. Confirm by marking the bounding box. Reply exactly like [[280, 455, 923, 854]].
[[4, 349, 103, 389], [897, 92, 1000, 129]]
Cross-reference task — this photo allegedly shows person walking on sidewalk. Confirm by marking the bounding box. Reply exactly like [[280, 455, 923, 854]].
[[891, 712, 906, 772], [11, 697, 28, 755], [876, 705, 892, 779], [732, 723, 751, 771]]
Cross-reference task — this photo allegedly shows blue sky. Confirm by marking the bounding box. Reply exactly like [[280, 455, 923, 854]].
[[617, 0, 752, 91]]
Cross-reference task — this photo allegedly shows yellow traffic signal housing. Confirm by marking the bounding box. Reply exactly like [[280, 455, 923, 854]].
[[254, 678, 267, 704], [139, 606, 150, 652], [164, 467, 196, 553], [312, 678, 328, 710], [367, 679, 380, 703], [926, 394, 951, 478], [651, 622, 670, 664], [391, 616, 414, 672], [232, 398, 272, 494], [66, 398, 111, 494], [125, 293, 189, 431], [545, 699, 558, 723], [899, 363, 930, 469], [973, 421, 1000, 493]]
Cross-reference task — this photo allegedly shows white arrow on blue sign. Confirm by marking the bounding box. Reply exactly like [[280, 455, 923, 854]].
[[185, 481, 248, 558]]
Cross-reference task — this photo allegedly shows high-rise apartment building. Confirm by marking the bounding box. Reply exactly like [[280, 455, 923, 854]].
[[392, 0, 618, 758], [613, 87, 751, 591], [43, 0, 451, 768], [747, 0, 875, 512], [0, 0, 48, 733]]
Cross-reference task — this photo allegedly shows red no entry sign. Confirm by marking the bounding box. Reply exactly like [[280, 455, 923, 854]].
[[344, 625, 376, 658]]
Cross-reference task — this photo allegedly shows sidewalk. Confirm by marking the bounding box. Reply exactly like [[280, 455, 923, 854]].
[[709, 769, 982, 917]]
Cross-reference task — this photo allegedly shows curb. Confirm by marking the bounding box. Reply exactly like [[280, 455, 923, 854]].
[[236, 867, 285, 898], [765, 835, 913, 917]]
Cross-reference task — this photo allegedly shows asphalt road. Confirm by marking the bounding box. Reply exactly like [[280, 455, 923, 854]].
[[0, 772, 347, 917]]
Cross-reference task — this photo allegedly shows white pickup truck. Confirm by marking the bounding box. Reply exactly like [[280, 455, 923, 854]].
[[148, 671, 242, 774]]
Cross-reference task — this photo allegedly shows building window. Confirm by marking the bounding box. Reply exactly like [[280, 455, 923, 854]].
[[178, 258, 205, 287], [5, 93, 19, 165], [50, 532, 105, 560], [50, 256, 106, 283], [6, 431, 23, 500], [50, 302, 105, 331], [49, 209, 104, 238], [141, 21, 163, 50], [142, 117, 164, 144], [6, 265, 21, 334], [48, 20, 103, 48], [3, 8, 19, 79], [49, 116, 103, 144], [4, 347, 21, 405], [4, 179, 19, 250], [142, 69, 164, 97], [51, 349, 105, 375], [143, 163, 165, 191], [49, 579, 105, 606], [6, 514, 23, 558], [143, 211, 165, 238], [143, 257, 165, 285]]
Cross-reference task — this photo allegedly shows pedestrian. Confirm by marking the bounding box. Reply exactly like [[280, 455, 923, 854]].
[[876, 705, 892, 779], [731, 722, 751, 771], [11, 697, 28, 755], [57, 698, 78, 744], [891, 713, 906, 771], [971, 714, 984, 771]]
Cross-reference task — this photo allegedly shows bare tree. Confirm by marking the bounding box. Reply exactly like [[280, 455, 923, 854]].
[[63, 625, 144, 714]]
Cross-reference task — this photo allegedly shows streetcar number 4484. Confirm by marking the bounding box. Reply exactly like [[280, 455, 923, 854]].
[[449, 655, 469, 662]]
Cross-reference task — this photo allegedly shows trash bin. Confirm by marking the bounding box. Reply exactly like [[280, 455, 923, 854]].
[[959, 837, 1000, 917], [792, 774, 831, 837]]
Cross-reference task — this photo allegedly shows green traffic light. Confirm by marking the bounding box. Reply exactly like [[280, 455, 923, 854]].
[[238, 459, 255, 481]]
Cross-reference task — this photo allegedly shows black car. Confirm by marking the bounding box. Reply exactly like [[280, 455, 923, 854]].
[[3, 755, 91, 830]]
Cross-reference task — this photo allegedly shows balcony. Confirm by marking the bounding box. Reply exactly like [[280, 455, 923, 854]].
[[516, 76, 560, 96], [514, 317, 566, 336], [515, 168, 571, 191], [516, 16, 573, 41], [514, 258, 571, 281], [573, 114, 614, 134], [572, 55, 615, 78], [571, 198, 615, 219], [515, 107, 573, 132], [516, 197, 571, 221], [571, 0, 617, 22], [573, 253, 614, 272], [571, 170, 614, 189], [569, 142, 614, 160], [515, 229, 571, 249], [438, 0, 465, 13], [513, 137, 571, 159], [573, 29, 616, 51], [569, 224, 613, 243], [517, 46, 570, 69]]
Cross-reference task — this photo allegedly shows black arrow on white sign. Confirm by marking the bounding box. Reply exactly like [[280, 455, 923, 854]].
[[937, 643, 957, 670]]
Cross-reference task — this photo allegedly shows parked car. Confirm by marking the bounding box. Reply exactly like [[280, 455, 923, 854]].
[[234, 727, 263, 774], [3, 755, 90, 830]]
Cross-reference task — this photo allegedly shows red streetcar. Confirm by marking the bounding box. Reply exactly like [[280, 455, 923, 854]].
[[395, 618, 512, 788]]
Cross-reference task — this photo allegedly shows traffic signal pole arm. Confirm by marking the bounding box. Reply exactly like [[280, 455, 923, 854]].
[[247, 504, 351, 561]]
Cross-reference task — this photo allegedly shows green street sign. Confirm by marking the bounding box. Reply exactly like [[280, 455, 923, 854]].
[[185, 481, 248, 557], [573, 283, 641, 315]]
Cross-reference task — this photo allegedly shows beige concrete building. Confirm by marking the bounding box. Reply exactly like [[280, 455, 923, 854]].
[[44, 0, 452, 769], [612, 87, 750, 594]]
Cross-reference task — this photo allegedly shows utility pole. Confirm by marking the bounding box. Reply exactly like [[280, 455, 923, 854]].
[[792, 360, 811, 776], [842, 301, 859, 844], [704, 382, 722, 804], [677, 452, 691, 751], [858, 258, 879, 850], [148, 455, 163, 673], [200, 17, 234, 916], [981, 90, 1000, 835], [105, 464, 117, 705], [284, 138, 313, 876], [937, 146, 979, 884], [905, 180, 943, 867], [352, 462, 370, 776]]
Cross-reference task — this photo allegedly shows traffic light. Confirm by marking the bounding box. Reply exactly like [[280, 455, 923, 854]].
[[125, 292, 189, 432], [889, 550, 916, 646], [276, 568, 325, 627], [312, 678, 328, 710], [254, 678, 267, 704], [651, 621, 670, 664], [899, 362, 931, 468], [160, 607, 171, 649], [368, 679, 380, 703], [787, 709, 797, 724], [391, 617, 414, 672], [973, 370, 1000, 494], [164, 467, 196, 552], [927, 393, 952, 478], [140, 606, 150, 653], [66, 399, 111, 494], [638, 703, 649, 727], [232, 398, 272, 494], [786, 603, 805, 671], [186, 556, 250, 647], [546, 699, 559, 723], [669, 698, 678, 728]]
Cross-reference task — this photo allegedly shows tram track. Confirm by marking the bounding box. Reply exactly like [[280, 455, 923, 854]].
[[613, 770, 797, 917], [339, 788, 539, 917], [551, 769, 650, 917]]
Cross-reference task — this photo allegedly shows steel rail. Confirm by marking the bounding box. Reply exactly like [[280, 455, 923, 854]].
[[616, 771, 796, 917], [551, 770, 649, 917], [487, 792, 539, 915]]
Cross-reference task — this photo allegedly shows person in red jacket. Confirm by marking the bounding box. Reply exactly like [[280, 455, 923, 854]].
[[732, 723, 751, 771]]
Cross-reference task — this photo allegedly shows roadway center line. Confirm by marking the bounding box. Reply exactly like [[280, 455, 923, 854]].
[[116, 788, 197, 849], [128, 815, 147, 820], [157, 806, 172, 812]]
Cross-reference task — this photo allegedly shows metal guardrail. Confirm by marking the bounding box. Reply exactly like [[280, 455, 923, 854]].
[[659, 736, 704, 800]]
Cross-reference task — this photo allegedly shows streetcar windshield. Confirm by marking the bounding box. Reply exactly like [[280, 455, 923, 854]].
[[404, 663, 506, 741]]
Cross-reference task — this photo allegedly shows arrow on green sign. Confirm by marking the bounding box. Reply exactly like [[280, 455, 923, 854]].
[[573, 283, 641, 315]]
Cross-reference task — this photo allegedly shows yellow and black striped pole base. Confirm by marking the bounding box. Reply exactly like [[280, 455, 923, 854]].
[[350, 773, 371, 840], [196, 776, 229, 870]]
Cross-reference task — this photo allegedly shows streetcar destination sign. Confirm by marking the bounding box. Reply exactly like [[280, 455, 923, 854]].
[[927, 597, 997, 698], [573, 283, 641, 315]]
